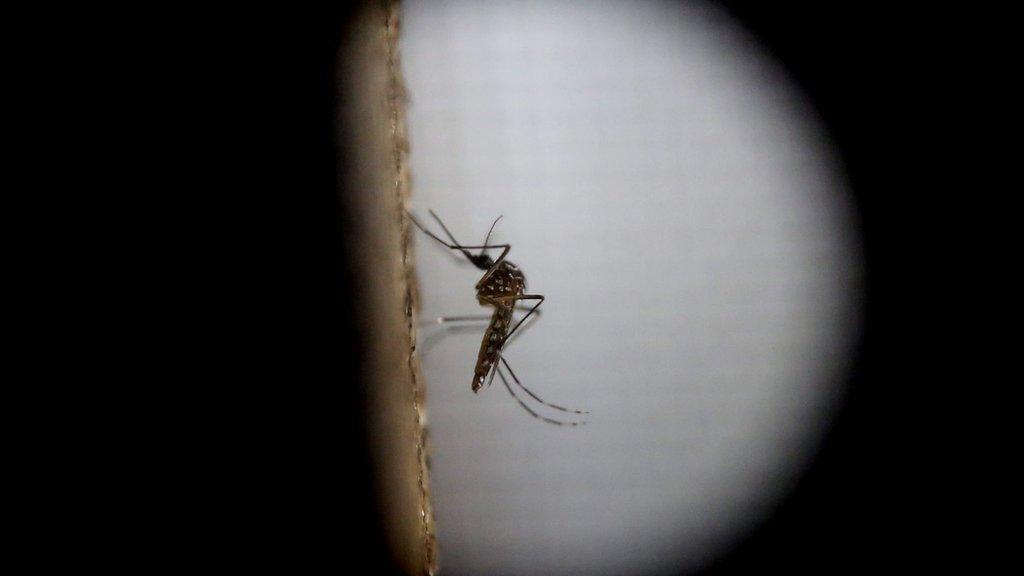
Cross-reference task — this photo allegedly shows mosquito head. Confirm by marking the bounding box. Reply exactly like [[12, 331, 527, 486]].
[[469, 253, 494, 270]]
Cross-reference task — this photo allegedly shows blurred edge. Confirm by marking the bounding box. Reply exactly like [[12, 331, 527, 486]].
[[268, 1, 432, 574], [698, 2, 932, 572], [332, 1, 435, 574], [335, 1, 437, 574]]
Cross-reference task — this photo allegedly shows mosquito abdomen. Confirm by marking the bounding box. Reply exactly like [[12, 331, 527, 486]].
[[472, 305, 513, 392]]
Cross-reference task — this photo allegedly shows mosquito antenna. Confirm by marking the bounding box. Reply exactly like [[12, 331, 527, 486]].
[[428, 209, 480, 264], [497, 366, 584, 426], [406, 209, 475, 262], [500, 356, 590, 415], [480, 215, 504, 257]]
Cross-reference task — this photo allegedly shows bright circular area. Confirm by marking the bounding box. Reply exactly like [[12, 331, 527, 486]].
[[404, 1, 862, 574]]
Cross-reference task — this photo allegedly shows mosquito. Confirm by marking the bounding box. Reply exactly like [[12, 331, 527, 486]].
[[407, 209, 589, 426]]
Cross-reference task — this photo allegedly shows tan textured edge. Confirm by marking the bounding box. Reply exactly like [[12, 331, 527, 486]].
[[383, 2, 438, 574]]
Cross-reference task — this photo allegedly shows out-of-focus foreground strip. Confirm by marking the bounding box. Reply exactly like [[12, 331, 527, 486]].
[[337, 1, 436, 574]]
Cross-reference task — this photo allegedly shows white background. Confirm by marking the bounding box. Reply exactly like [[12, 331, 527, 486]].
[[403, 1, 862, 574]]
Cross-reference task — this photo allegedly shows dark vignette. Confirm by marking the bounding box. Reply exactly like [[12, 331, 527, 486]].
[[277, 2, 949, 574]]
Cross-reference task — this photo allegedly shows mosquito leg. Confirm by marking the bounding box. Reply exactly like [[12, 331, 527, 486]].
[[434, 314, 492, 324], [486, 359, 499, 389], [494, 294, 544, 346], [496, 365, 584, 426], [500, 356, 589, 415], [427, 209, 461, 243], [427, 237, 512, 283], [406, 209, 518, 297], [427, 210, 513, 280], [433, 209, 505, 263], [415, 328, 471, 359], [406, 209, 475, 262], [474, 296, 543, 353], [406, 209, 511, 269], [496, 304, 544, 348], [430, 307, 542, 358], [435, 304, 543, 325]]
